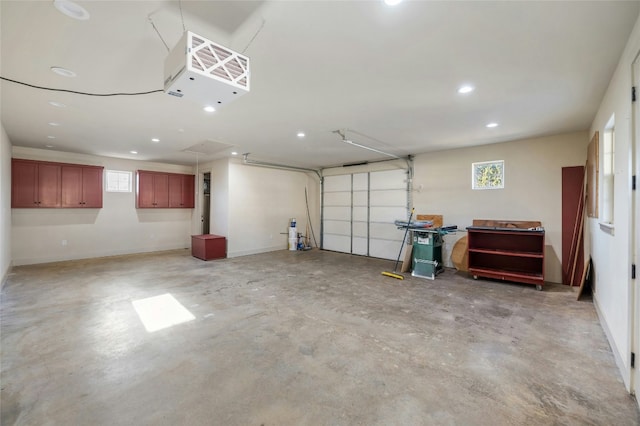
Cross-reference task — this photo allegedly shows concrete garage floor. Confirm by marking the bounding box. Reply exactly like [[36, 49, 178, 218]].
[[1, 249, 639, 425]]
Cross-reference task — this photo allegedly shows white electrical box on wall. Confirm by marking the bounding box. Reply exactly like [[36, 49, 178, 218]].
[[164, 31, 250, 109]]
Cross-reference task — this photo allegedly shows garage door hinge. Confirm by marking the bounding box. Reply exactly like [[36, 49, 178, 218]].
[[633, 86, 637, 102], [632, 352, 636, 369]]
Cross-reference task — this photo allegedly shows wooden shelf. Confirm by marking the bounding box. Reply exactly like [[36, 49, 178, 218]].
[[467, 225, 545, 290], [468, 248, 544, 258]]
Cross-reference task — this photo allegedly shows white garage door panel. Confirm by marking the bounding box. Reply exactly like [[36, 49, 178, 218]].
[[324, 234, 351, 252], [352, 191, 368, 206], [370, 222, 404, 240], [370, 207, 406, 223], [353, 206, 367, 222], [324, 220, 351, 235], [324, 175, 352, 191], [322, 169, 406, 260], [353, 173, 368, 190], [370, 169, 406, 190], [370, 239, 404, 260], [370, 190, 406, 206], [353, 237, 368, 255], [353, 222, 368, 237], [324, 192, 351, 206], [324, 206, 352, 220]]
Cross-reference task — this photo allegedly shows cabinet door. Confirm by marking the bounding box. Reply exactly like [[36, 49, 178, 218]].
[[12, 160, 38, 207], [37, 163, 61, 207], [153, 173, 169, 207], [137, 171, 155, 208], [61, 166, 83, 207], [168, 174, 195, 208], [81, 167, 103, 208], [182, 174, 195, 208], [168, 174, 184, 208]]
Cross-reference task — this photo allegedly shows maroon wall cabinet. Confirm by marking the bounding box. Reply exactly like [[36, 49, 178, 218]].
[[12, 159, 103, 208], [168, 174, 195, 208], [12, 159, 61, 207], [61, 165, 104, 208], [137, 170, 194, 208]]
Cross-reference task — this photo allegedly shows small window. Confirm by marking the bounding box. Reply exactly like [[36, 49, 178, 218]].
[[105, 170, 132, 192], [472, 160, 504, 190], [602, 115, 615, 224]]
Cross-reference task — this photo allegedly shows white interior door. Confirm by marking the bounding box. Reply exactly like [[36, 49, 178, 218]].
[[322, 169, 408, 260]]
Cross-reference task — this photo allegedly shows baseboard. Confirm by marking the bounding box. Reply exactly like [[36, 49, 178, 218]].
[[1, 262, 11, 291], [593, 293, 631, 392], [11, 244, 190, 266], [228, 244, 285, 258]]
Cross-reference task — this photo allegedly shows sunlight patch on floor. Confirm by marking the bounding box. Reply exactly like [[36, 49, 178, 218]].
[[132, 293, 195, 332]]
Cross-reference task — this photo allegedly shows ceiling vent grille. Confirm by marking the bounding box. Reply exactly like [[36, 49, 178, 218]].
[[164, 31, 250, 107]]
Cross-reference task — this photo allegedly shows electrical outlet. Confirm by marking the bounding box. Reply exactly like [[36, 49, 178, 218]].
[[61, 239, 67, 246]]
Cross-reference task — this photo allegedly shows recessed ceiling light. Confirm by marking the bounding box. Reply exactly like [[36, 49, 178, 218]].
[[203, 106, 215, 113], [384, 0, 402, 5], [50, 67, 76, 78], [130, 150, 138, 154], [47, 135, 56, 139], [48, 122, 60, 126], [297, 132, 305, 138], [53, 0, 90, 20], [458, 85, 474, 94], [151, 138, 160, 142], [231, 151, 238, 156], [486, 122, 499, 128], [48, 101, 66, 108]]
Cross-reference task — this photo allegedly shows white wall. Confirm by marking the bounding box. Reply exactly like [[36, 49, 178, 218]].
[[0, 124, 12, 288], [208, 158, 230, 238], [588, 13, 640, 392], [11, 147, 194, 265], [227, 160, 320, 257], [412, 131, 588, 284]]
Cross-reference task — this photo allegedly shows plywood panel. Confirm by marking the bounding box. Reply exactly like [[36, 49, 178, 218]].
[[416, 214, 443, 228]]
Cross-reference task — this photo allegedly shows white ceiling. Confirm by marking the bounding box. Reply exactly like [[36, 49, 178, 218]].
[[1, 1, 638, 169]]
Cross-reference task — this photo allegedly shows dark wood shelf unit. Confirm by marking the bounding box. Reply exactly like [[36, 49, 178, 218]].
[[467, 226, 545, 290]]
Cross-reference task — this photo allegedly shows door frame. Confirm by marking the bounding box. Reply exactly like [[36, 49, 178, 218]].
[[631, 52, 640, 398]]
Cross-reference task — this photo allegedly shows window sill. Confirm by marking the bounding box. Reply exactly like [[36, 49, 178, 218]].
[[599, 222, 615, 235]]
